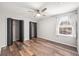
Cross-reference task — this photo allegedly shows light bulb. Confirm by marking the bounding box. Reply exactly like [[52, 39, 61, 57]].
[[36, 13, 41, 17]]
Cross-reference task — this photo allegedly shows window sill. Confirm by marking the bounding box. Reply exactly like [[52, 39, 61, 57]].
[[56, 34, 76, 37]]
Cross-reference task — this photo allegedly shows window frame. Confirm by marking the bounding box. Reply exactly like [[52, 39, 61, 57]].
[[57, 16, 73, 37]]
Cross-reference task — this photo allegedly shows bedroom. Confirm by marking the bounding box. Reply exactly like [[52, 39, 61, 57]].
[[0, 2, 79, 56]]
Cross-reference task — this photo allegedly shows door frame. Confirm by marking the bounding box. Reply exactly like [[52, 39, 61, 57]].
[[29, 21, 37, 39], [7, 18, 13, 46], [7, 18, 24, 46]]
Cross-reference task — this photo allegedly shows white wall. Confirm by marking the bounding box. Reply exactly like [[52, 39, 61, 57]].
[[37, 17, 57, 40], [13, 20, 21, 41], [37, 11, 77, 47], [13, 20, 16, 41], [31, 23, 34, 37]]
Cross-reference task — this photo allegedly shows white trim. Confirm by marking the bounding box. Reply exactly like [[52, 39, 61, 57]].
[[56, 34, 73, 37], [39, 37, 77, 48], [0, 47, 1, 54]]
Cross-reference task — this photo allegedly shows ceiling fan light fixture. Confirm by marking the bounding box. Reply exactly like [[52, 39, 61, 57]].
[[36, 13, 41, 17]]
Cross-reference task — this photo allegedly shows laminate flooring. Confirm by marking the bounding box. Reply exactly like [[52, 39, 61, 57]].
[[0, 38, 78, 56]]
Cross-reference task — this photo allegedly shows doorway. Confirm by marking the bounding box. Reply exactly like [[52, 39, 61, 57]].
[[7, 18, 24, 46], [29, 21, 37, 39]]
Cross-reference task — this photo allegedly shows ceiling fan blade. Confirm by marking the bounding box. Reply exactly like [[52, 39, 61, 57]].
[[41, 8, 47, 12], [41, 11, 47, 16]]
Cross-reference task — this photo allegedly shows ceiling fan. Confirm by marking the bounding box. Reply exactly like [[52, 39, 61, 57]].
[[28, 8, 47, 17]]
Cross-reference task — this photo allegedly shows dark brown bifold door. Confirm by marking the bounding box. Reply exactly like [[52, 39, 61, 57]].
[[7, 18, 13, 46], [34, 22, 37, 38], [19, 20, 24, 42]]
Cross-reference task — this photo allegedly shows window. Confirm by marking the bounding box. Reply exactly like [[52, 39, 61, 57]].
[[59, 20, 72, 35], [57, 16, 73, 36], [56, 11, 77, 37]]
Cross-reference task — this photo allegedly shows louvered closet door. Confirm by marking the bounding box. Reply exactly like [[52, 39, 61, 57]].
[[7, 18, 13, 46]]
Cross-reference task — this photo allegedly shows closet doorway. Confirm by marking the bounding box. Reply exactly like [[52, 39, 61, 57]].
[[29, 21, 37, 39], [7, 18, 24, 46]]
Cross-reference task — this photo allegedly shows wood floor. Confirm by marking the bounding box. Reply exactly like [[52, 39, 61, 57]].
[[0, 38, 78, 56]]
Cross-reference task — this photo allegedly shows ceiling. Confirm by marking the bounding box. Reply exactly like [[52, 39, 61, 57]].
[[0, 2, 79, 16]]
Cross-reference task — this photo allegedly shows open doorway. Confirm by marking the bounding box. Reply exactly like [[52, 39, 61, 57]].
[[29, 21, 37, 39], [7, 18, 24, 46]]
